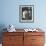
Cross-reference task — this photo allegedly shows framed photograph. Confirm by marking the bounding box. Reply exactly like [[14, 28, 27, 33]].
[[19, 5, 34, 23]]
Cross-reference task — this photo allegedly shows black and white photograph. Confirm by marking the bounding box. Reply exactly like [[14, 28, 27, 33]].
[[19, 5, 34, 23]]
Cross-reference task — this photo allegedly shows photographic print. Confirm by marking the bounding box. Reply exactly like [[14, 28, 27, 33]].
[[19, 5, 34, 23]]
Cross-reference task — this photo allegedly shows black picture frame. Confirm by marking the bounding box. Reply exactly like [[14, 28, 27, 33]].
[[19, 5, 34, 23]]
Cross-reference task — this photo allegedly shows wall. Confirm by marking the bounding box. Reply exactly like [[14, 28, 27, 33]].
[[0, 0, 46, 29], [0, 0, 46, 44]]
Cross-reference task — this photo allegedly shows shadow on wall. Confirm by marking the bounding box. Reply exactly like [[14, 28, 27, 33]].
[[0, 24, 7, 43]]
